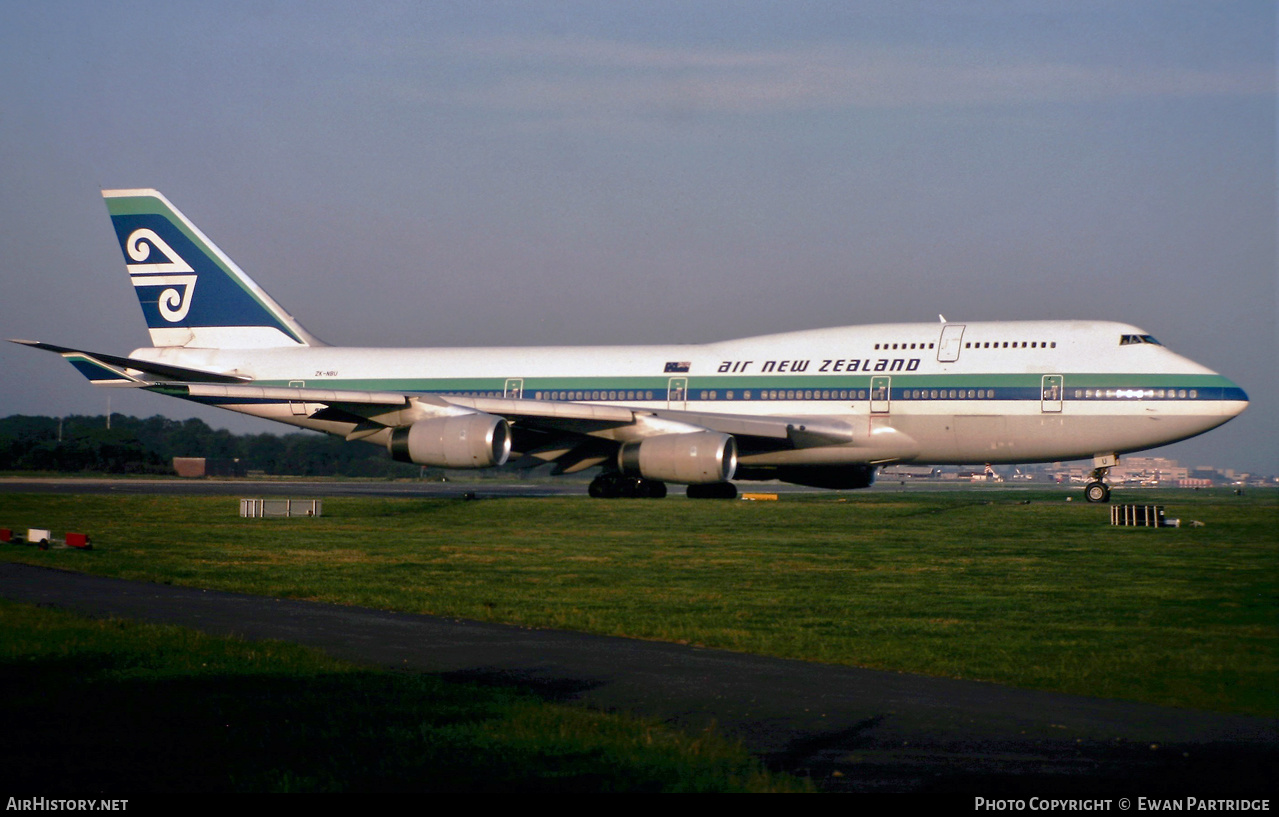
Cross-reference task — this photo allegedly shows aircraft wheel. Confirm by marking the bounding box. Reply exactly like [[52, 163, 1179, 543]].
[[1084, 481, 1111, 503], [589, 475, 621, 499], [593, 475, 668, 498], [686, 482, 738, 500], [629, 478, 669, 498]]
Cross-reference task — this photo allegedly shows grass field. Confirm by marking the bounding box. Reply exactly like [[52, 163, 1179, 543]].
[[0, 599, 804, 792], [2, 487, 1276, 718]]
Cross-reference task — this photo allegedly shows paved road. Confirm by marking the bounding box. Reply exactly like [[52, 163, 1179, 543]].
[[1, 562, 1274, 794]]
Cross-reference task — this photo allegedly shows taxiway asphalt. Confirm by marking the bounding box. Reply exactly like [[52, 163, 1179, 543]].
[[1, 561, 1274, 794]]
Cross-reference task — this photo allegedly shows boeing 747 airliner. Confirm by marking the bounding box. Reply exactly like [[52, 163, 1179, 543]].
[[14, 189, 1249, 501]]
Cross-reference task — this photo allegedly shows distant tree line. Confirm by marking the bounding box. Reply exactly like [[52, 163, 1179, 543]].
[[0, 414, 422, 477]]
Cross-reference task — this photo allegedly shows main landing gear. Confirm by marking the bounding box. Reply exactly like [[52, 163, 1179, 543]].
[[685, 482, 738, 500], [588, 473, 668, 499], [587, 474, 739, 499]]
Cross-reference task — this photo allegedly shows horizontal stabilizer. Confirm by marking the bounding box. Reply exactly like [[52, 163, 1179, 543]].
[[9, 340, 251, 385]]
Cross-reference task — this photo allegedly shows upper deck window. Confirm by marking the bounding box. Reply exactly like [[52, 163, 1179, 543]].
[[1120, 334, 1162, 346]]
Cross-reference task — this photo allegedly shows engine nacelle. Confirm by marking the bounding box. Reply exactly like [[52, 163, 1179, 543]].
[[618, 431, 737, 485], [388, 414, 512, 469]]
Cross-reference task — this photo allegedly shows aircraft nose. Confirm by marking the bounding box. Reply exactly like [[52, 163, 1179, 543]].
[[1221, 379, 1249, 418], [1222, 383, 1253, 419]]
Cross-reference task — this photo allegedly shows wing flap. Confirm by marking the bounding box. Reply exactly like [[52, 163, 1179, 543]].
[[451, 395, 636, 424], [182, 383, 416, 406], [649, 408, 856, 445]]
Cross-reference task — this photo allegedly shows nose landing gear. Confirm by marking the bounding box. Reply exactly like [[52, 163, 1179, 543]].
[[1084, 479, 1111, 503], [1084, 456, 1115, 503]]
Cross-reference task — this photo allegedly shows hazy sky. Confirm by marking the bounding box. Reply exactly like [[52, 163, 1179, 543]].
[[1, 1, 1274, 473]]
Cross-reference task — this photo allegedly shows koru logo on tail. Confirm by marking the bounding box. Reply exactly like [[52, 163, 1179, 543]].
[[125, 228, 197, 322]]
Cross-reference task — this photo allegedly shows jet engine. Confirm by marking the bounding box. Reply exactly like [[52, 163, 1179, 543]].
[[617, 431, 737, 484], [388, 413, 512, 469]]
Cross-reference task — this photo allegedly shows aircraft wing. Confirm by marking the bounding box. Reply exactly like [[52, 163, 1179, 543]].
[[456, 395, 855, 446], [16, 338, 876, 471], [174, 383, 851, 448]]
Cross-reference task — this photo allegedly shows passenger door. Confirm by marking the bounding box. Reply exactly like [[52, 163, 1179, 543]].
[[667, 377, 688, 410], [1041, 374, 1063, 413], [937, 324, 966, 362], [870, 376, 891, 414]]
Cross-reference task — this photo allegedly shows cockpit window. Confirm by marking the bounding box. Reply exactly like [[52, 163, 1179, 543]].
[[1120, 334, 1162, 346]]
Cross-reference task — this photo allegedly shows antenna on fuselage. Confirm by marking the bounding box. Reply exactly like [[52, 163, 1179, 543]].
[[938, 314, 947, 323]]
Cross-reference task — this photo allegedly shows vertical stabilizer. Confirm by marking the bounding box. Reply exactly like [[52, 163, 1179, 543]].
[[103, 189, 324, 348]]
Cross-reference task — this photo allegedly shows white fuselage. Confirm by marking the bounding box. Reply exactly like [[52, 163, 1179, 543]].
[[132, 319, 1248, 467]]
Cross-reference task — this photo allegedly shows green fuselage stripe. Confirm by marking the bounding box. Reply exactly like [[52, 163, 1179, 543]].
[[251, 372, 1241, 402]]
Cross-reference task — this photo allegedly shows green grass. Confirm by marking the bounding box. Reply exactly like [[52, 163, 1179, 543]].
[[1, 488, 1276, 717], [0, 599, 806, 792]]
